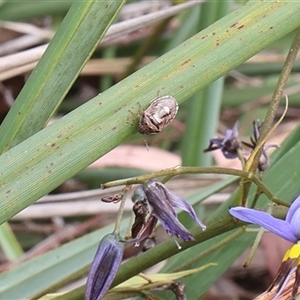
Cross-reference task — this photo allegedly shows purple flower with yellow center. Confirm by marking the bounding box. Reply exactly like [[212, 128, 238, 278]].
[[229, 195, 300, 299], [142, 180, 206, 245], [203, 122, 241, 159], [85, 233, 124, 300]]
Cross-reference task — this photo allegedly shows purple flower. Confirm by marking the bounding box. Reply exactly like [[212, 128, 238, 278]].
[[204, 122, 240, 159], [85, 233, 124, 300], [229, 195, 300, 299], [229, 195, 300, 243], [142, 180, 206, 243]]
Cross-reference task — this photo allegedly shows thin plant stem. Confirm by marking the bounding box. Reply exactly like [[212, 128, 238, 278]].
[[102, 166, 286, 206], [238, 97, 288, 206], [250, 29, 300, 173], [260, 28, 300, 143], [250, 172, 264, 208], [50, 207, 289, 300], [236, 28, 300, 206], [113, 187, 132, 234], [237, 148, 246, 168], [243, 203, 273, 268]]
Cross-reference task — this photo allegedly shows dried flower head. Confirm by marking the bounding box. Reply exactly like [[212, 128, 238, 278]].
[[242, 120, 279, 171], [130, 186, 158, 246], [204, 122, 241, 159], [169, 281, 186, 300], [101, 193, 123, 203], [131, 198, 149, 239]]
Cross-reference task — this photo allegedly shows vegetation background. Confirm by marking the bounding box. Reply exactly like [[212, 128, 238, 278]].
[[0, 0, 300, 299]]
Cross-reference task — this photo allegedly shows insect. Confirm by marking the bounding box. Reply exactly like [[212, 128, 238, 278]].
[[138, 95, 179, 135]]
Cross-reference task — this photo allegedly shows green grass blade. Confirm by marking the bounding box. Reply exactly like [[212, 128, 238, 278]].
[[0, 0, 73, 21], [0, 177, 234, 299], [0, 0, 124, 151], [181, 78, 225, 166], [0, 0, 124, 267], [0, 0, 299, 224], [0, 223, 23, 260], [0, 221, 126, 299], [180, 0, 229, 166], [112, 137, 300, 299]]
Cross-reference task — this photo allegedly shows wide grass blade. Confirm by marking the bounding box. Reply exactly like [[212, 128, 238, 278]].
[[0, 0, 299, 224], [0, 0, 125, 151]]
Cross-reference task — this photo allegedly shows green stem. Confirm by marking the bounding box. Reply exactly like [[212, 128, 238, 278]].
[[248, 28, 300, 173], [51, 206, 288, 300], [112, 208, 287, 288], [102, 166, 282, 205], [259, 28, 300, 144], [243, 203, 273, 268], [250, 172, 264, 208], [238, 28, 300, 206]]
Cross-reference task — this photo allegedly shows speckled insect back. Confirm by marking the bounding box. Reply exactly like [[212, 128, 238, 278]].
[[138, 95, 179, 135]]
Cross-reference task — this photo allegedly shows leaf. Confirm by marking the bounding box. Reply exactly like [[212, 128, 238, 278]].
[[111, 263, 217, 292], [0, 0, 125, 151], [1, 0, 300, 224]]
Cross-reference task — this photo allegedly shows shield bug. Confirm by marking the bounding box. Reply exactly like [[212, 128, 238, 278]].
[[138, 95, 179, 135]]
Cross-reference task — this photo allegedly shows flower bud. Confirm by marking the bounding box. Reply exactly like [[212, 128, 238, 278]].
[[85, 233, 124, 300]]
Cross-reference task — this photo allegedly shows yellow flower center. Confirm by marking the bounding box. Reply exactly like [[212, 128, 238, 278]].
[[283, 244, 300, 262]]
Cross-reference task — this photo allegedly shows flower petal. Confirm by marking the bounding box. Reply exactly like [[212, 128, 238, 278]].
[[289, 208, 300, 241], [163, 188, 206, 230], [143, 180, 195, 242], [286, 195, 300, 223], [221, 123, 240, 159], [229, 207, 298, 243], [223, 122, 238, 142], [145, 180, 206, 230], [203, 138, 223, 153], [221, 148, 239, 159], [283, 195, 300, 240], [130, 215, 158, 247], [155, 210, 195, 242], [150, 200, 194, 242]]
